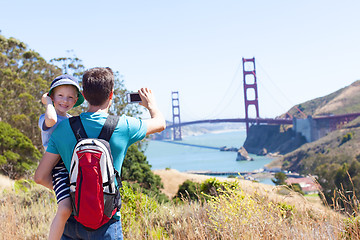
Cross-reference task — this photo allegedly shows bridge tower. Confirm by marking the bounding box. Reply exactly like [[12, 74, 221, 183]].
[[171, 91, 182, 140], [242, 57, 260, 134]]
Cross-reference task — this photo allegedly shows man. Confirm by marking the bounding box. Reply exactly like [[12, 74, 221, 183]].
[[35, 67, 166, 239]]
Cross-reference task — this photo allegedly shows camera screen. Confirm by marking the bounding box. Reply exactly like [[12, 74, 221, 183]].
[[130, 93, 141, 102]]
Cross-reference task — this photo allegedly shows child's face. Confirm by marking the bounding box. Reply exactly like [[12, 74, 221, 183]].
[[51, 85, 78, 116]]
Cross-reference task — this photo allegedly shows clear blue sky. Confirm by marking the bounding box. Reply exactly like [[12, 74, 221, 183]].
[[2, 1, 360, 121]]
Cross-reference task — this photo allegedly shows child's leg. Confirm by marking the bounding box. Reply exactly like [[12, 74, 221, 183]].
[[48, 160, 71, 240], [48, 197, 72, 240]]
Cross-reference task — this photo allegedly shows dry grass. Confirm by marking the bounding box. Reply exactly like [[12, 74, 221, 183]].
[[121, 181, 346, 240], [0, 181, 56, 240], [0, 174, 14, 190], [0, 173, 357, 240], [315, 81, 360, 115]]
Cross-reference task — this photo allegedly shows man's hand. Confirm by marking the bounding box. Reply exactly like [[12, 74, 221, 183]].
[[138, 88, 157, 110], [34, 152, 60, 189]]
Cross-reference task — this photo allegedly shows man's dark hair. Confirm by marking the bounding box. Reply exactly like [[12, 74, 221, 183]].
[[82, 67, 114, 106]]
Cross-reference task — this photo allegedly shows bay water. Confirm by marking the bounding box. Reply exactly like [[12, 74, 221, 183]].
[[145, 130, 275, 185]]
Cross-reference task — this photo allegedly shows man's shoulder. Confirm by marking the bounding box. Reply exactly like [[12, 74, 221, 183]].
[[115, 114, 144, 128], [52, 117, 71, 134]]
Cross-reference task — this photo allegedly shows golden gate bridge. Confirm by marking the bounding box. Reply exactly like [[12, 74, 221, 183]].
[[164, 57, 360, 142]]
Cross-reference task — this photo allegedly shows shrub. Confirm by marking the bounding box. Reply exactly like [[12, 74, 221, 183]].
[[200, 178, 239, 201], [289, 183, 304, 195], [0, 121, 41, 179], [205, 182, 300, 238], [120, 181, 162, 239], [174, 180, 201, 201], [340, 132, 353, 145]]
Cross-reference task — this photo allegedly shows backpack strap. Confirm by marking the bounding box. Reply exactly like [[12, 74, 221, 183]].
[[99, 115, 122, 189], [98, 115, 120, 141], [69, 116, 88, 141]]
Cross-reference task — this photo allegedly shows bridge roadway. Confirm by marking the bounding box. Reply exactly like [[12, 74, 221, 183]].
[[166, 112, 360, 129], [167, 117, 293, 128]]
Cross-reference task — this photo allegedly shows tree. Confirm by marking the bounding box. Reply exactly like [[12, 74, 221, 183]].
[[109, 71, 143, 117], [272, 172, 287, 185], [0, 34, 62, 150], [121, 144, 168, 202], [50, 50, 85, 78], [0, 121, 41, 179], [315, 160, 360, 211]]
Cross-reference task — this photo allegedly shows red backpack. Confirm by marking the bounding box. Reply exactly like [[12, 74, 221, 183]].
[[69, 115, 121, 230]]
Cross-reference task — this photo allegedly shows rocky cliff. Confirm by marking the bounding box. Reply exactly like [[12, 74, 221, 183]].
[[243, 125, 307, 155]]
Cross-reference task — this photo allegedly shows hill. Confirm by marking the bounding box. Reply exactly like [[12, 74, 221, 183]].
[[284, 80, 360, 118], [267, 116, 360, 173], [268, 80, 360, 174], [263, 80, 360, 206]]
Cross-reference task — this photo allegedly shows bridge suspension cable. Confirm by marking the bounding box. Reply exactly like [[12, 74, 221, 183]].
[[206, 84, 243, 119], [178, 57, 308, 123], [198, 60, 243, 120], [256, 59, 307, 118]]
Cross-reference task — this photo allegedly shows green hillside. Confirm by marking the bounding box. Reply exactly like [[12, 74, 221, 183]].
[[272, 80, 360, 174], [269, 117, 360, 173]]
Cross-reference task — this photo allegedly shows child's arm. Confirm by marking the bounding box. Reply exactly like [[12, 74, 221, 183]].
[[41, 93, 57, 128], [34, 152, 61, 189]]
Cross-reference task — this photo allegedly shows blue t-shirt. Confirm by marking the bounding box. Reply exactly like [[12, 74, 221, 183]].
[[38, 113, 71, 150], [47, 112, 147, 174]]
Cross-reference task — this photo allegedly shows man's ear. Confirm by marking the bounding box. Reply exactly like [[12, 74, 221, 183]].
[[109, 91, 114, 100]]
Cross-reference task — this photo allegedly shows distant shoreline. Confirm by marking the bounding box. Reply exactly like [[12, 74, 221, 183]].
[[182, 129, 245, 138]]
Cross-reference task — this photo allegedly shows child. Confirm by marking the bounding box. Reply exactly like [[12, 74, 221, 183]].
[[38, 74, 84, 240]]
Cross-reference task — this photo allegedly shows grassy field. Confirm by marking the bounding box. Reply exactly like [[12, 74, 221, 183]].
[[1, 175, 360, 240]]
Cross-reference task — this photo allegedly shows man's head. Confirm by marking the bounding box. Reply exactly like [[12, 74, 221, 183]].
[[82, 67, 114, 106], [48, 74, 84, 108]]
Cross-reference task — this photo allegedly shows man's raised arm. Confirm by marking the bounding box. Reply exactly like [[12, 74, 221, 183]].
[[138, 88, 166, 135]]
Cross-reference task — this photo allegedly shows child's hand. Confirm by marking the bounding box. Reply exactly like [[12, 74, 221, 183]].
[[41, 93, 52, 105]]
